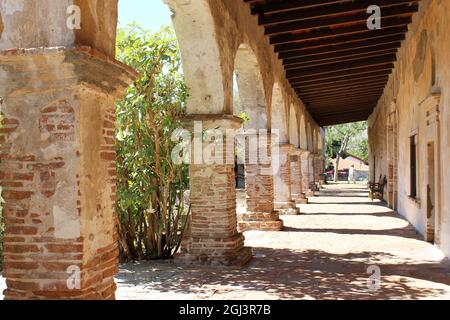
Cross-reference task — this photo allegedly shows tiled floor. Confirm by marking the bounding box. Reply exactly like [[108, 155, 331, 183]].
[[114, 184, 450, 300], [1, 183, 450, 300]]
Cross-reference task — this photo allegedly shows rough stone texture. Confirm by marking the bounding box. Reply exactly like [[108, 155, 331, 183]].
[[314, 154, 325, 184], [164, 0, 325, 238], [290, 148, 307, 205], [0, 47, 135, 299], [14, 183, 446, 301], [0, 0, 118, 57], [165, 0, 321, 133], [300, 150, 312, 197], [273, 144, 299, 215], [239, 135, 284, 231], [368, 0, 450, 258], [176, 116, 252, 266], [0, 0, 326, 298]]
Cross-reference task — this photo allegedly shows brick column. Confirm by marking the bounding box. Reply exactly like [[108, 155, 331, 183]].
[[177, 115, 252, 266], [308, 153, 318, 194], [273, 144, 300, 215], [300, 150, 313, 197], [239, 133, 283, 231], [0, 48, 136, 299], [315, 154, 325, 186], [314, 154, 322, 183], [290, 148, 308, 205]]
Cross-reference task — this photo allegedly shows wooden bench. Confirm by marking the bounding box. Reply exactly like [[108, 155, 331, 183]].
[[368, 175, 387, 201], [309, 182, 320, 192]]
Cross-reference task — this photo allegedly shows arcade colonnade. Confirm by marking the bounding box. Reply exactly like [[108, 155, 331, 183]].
[[0, 0, 324, 299]]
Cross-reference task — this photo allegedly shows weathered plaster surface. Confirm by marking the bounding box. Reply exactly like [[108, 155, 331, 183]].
[[0, 0, 117, 57], [165, 0, 321, 142], [368, 0, 450, 257]]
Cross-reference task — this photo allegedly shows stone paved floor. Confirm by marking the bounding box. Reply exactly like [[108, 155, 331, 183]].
[[1, 183, 450, 300]]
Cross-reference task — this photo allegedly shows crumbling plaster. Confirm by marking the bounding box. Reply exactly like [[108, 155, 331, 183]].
[[368, 0, 450, 257]]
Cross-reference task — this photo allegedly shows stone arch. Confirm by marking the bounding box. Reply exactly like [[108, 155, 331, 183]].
[[271, 82, 288, 144], [165, 0, 225, 114], [299, 114, 307, 150], [289, 104, 299, 148], [233, 43, 267, 129]]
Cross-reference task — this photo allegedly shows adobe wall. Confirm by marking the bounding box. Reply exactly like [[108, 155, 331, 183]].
[[368, 0, 450, 257]]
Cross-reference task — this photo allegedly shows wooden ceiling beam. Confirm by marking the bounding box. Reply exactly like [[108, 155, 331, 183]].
[[265, 4, 418, 35], [290, 70, 391, 87], [288, 64, 393, 83], [303, 91, 384, 104], [250, 0, 346, 15], [270, 16, 411, 45], [259, 0, 419, 26], [286, 54, 396, 78], [279, 34, 405, 59], [302, 90, 385, 103], [283, 44, 400, 68], [294, 77, 389, 91], [298, 81, 388, 95], [275, 26, 408, 53]]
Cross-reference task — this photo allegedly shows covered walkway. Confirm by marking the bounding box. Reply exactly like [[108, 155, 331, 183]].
[[110, 184, 449, 300]]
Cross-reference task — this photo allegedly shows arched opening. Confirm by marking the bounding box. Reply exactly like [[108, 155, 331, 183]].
[[233, 43, 267, 199], [233, 43, 268, 195], [233, 43, 281, 231], [233, 43, 267, 129], [165, 0, 225, 114]]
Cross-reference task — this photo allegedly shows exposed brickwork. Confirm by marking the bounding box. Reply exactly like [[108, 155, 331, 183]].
[[273, 144, 299, 215], [0, 48, 134, 299], [299, 150, 312, 197], [238, 134, 283, 231], [290, 148, 308, 205], [239, 211, 283, 232], [314, 154, 324, 184], [177, 116, 252, 266]]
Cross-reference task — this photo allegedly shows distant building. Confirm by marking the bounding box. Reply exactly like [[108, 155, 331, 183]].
[[330, 154, 369, 181]]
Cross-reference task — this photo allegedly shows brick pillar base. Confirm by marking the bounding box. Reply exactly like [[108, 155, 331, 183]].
[[300, 150, 314, 197], [176, 115, 252, 266], [314, 154, 324, 186], [273, 144, 299, 216], [0, 47, 136, 299], [290, 149, 308, 206], [238, 133, 283, 231]]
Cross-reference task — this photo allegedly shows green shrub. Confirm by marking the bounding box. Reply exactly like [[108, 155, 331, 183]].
[[115, 24, 190, 261]]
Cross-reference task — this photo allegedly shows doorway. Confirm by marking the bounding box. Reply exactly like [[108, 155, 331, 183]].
[[426, 142, 436, 244]]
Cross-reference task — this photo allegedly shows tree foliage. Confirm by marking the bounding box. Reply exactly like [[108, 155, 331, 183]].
[[115, 24, 190, 261], [325, 121, 368, 181]]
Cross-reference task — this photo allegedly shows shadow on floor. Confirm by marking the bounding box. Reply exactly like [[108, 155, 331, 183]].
[[114, 183, 450, 300], [281, 226, 422, 240], [116, 248, 450, 300]]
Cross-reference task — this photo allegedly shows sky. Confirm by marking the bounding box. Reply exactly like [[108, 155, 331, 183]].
[[118, 0, 173, 31]]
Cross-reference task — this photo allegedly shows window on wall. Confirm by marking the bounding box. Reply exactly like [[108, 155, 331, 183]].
[[410, 134, 418, 199]]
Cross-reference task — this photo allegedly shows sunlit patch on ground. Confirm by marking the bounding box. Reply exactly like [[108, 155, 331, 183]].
[[1, 183, 449, 300]]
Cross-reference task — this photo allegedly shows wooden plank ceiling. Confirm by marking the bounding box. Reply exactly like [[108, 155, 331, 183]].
[[244, 0, 420, 126]]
